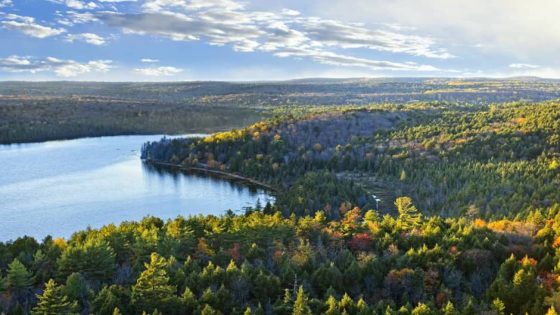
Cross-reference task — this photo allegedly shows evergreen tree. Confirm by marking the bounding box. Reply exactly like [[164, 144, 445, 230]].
[[201, 304, 219, 315], [7, 258, 33, 293], [7, 258, 33, 312], [325, 295, 340, 315], [491, 298, 505, 315], [64, 272, 90, 311], [395, 197, 422, 230], [442, 302, 457, 315], [131, 253, 178, 314], [31, 279, 78, 315], [181, 287, 198, 314], [293, 286, 312, 315]]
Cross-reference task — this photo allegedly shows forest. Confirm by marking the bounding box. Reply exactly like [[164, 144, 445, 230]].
[[2, 78, 560, 144], [142, 101, 560, 218], [1, 99, 559, 314], [1, 200, 560, 314]]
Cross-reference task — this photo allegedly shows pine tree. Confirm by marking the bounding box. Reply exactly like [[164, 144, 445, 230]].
[[325, 295, 340, 315], [31, 279, 78, 315], [201, 304, 219, 315], [356, 297, 370, 315], [131, 253, 177, 314], [395, 197, 422, 230], [112, 307, 122, 315], [546, 307, 559, 315], [92, 285, 122, 315], [181, 287, 198, 313], [442, 301, 457, 315], [7, 258, 33, 293], [491, 298, 505, 315], [64, 272, 90, 310], [384, 305, 397, 315], [292, 286, 312, 315]]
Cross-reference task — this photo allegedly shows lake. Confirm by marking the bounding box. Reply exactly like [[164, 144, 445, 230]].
[[0, 135, 273, 242]]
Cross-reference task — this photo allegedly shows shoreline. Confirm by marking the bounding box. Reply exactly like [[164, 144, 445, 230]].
[[144, 159, 280, 194]]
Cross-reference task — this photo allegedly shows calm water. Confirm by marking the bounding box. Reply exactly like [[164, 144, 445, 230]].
[[0, 135, 273, 241]]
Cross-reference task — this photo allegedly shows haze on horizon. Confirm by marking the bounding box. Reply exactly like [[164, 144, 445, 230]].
[[1, 0, 559, 81]]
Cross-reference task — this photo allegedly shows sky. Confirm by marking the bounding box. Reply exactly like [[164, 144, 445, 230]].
[[0, 0, 559, 81]]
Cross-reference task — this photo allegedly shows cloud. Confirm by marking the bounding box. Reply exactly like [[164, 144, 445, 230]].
[[275, 48, 438, 71], [292, 17, 453, 59], [509, 63, 539, 69], [1, 14, 66, 38], [97, 0, 449, 72], [65, 32, 107, 45], [49, 0, 98, 10], [56, 11, 99, 26], [319, 0, 560, 63], [141, 58, 159, 63], [0, 55, 112, 77], [134, 66, 183, 76], [0, 0, 12, 8]]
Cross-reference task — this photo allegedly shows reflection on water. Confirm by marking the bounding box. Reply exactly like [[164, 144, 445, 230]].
[[0, 135, 273, 241]]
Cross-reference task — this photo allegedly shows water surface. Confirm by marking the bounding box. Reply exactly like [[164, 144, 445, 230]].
[[0, 135, 273, 241]]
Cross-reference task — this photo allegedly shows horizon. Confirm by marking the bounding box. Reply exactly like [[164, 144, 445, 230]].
[[1, 75, 560, 84]]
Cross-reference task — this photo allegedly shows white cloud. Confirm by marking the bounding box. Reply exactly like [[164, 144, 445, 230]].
[[97, 0, 449, 71], [56, 11, 99, 26], [49, 0, 98, 10], [1, 14, 65, 38], [318, 0, 560, 63], [134, 66, 183, 76], [0, 0, 12, 8], [275, 48, 438, 71], [65, 32, 107, 45], [141, 58, 159, 63], [509, 63, 539, 69], [0, 55, 112, 77]]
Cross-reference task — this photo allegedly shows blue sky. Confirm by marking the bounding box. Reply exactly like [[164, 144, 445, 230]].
[[1, 0, 559, 81]]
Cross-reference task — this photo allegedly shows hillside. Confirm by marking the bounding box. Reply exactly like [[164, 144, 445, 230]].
[[2, 78, 560, 144], [142, 101, 560, 218], [1, 100, 560, 314]]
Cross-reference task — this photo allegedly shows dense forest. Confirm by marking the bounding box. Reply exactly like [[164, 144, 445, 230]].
[[142, 101, 560, 219], [2, 78, 560, 144], [0, 98, 264, 144], [1, 201, 560, 314], [1, 98, 560, 314]]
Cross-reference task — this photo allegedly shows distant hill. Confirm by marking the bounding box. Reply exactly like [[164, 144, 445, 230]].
[[1, 78, 559, 143]]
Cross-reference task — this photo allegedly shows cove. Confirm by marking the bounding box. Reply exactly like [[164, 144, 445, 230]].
[[0, 135, 273, 241]]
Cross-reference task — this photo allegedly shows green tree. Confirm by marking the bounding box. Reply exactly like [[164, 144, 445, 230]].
[[411, 303, 433, 315], [7, 258, 33, 293], [7, 258, 34, 312], [325, 295, 340, 315], [64, 272, 90, 311], [57, 240, 116, 284], [31, 279, 78, 315], [442, 302, 457, 315], [395, 197, 422, 230], [491, 298, 505, 315], [181, 287, 198, 314], [131, 253, 178, 314], [293, 286, 312, 315], [92, 285, 129, 315]]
